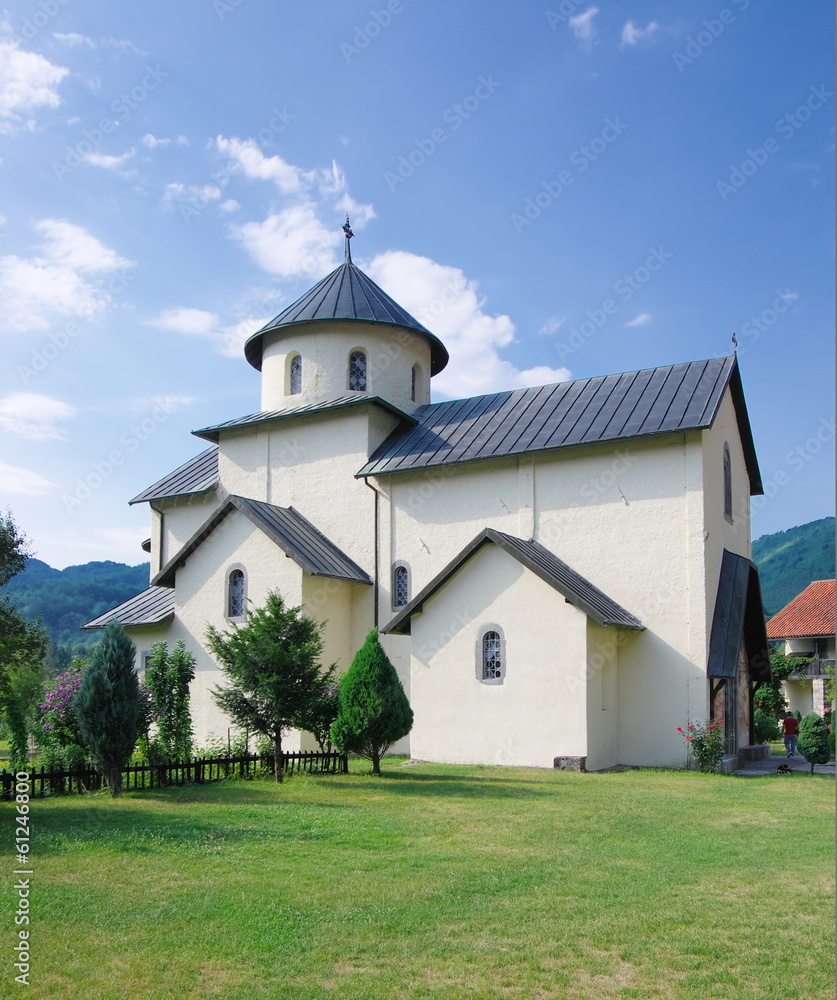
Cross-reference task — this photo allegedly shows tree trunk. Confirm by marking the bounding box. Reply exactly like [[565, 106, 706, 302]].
[[274, 731, 284, 783], [106, 765, 122, 797], [371, 749, 381, 776]]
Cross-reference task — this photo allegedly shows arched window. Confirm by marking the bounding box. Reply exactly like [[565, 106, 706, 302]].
[[349, 350, 367, 391], [723, 443, 732, 522], [393, 564, 409, 609], [227, 568, 246, 620], [288, 354, 302, 395], [477, 624, 505, 684]]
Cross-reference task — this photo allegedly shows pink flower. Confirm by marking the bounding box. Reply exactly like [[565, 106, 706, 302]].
[[676, 727, 683, 732]]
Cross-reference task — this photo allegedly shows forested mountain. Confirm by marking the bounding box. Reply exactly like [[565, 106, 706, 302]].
[[753, 517, 835, 618], [2, 558, 149, 664]]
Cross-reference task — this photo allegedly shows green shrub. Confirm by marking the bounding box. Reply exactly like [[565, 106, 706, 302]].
[[754, 707, 780, 744], [677, 720, 726, 773], [798, 713, 830, 774]]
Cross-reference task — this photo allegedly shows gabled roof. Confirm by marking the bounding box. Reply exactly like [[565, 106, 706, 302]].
[[82, 586, 175, 630], [193, 395, 415, 444], [244, 261, 449, 376], [708, 550, 771, 681], [129, 446, 219, 505], [152, 495, 372, 588], [382, 527, 644, 635], [766, 580, 836, 640], [358, 356, 763, 494]]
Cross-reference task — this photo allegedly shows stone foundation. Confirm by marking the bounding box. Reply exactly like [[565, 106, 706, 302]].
[[554, 755, 587, 772]]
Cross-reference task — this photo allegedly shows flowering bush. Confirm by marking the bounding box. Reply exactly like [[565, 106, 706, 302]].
[[677, 720, 727, 773]]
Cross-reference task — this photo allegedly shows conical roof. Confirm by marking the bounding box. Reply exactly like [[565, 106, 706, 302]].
[[244, 261, 449, 375]]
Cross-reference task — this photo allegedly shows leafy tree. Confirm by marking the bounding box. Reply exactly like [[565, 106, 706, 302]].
[[207, 592, 327, 782], [797, 714, 830, 774], [295, 669, 339, 752], [0, 509, 31, 587], [74, 622, 140, 796], [331, 629, 413, 776], [145, 640, 196, 762], [753, 707, 780, 744]]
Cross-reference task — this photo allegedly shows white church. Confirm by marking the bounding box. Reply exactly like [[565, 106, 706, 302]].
[[85, 225, 771, 771]]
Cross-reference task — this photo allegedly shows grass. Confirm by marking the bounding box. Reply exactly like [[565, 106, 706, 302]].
[[4, 760, 834, 1000]]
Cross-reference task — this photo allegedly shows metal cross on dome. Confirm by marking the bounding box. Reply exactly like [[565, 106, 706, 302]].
[[342, 215, 354, 263]]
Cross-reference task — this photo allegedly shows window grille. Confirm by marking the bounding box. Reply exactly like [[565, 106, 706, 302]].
[[393, 565, 409, 608], [349, 351, 367, 391], [228, 569, 245, 618], [482, 631, 503, 680], [289, 355, 302, 395]]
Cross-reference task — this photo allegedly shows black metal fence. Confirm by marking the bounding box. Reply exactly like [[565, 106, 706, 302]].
[[1, 750, 348, 799]]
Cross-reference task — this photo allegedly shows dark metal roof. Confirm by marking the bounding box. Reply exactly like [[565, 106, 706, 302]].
[[152, 495, 372, 588], [193, 396, 415, 444], [708, 549, 771, 682], [244, 261, 449, 375], [382, 527, 644, 635], [358, 356, 763, 494], [82, 586, 174, 630], [129, 447, 219, 505]]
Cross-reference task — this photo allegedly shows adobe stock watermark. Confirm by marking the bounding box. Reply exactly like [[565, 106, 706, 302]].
[[384, 75, 501, 192], [544, 1, 591, 30], [510, 117, 628, 233], [734, 288, 798, 358], [554, 246, 673, 362], [62, 399, 182, 513], [52, 66, 170, 181], [213, 0, 247, 19], [10, 771, 33, 986], [10, 0, 72, 43], [340, 0, 414, 62], [671, 0, 752, 72], [176, 107, 295, 221], [17, 268, 135, 385], [750, 416, 835, 518], [715, 85, 832, 201]]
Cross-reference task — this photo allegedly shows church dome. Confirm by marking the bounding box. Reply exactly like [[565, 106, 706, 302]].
[[244, 243, 449, 377]]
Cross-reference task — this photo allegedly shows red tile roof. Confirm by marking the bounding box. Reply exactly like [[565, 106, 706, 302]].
[[766, 580, 836, 639]]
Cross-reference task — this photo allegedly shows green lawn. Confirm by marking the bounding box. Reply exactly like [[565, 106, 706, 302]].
[[5, 761, 834, 1000]]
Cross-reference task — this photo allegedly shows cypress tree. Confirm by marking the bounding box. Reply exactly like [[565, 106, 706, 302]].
[[74, 622, 140, 796], [797, 713, 830, 774], [331, 629, 413, 775]]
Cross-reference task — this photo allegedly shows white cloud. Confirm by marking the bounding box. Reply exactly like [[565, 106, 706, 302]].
[[163, 182, 221, 206], [231, 205, 339, 279], [0, 461, 56, 495], [148, 307, 267, 360], [219, 199, 240, 213], [82, 148, 136, 175], [569, 7, 598, 47], [215, 136, 309, 194], [0, 40, 68, 132], [129, 394, 195, 414], [53, 32, 95, 48], [621, 21, 660, 47], [0, 219, 133, 333], [537, 316, 565, 336], [0, 392, 75, 439], [142, 133, 189, 149], [625, 313, 652, 327], [366, 251, 571, 398]]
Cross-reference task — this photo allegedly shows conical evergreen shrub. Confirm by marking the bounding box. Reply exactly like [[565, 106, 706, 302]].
[[74, 621, 139, 796], [331, 628, 413, 775], [797, 713, 830, 774]]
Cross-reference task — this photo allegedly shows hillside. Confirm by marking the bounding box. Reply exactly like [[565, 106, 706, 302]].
[[2, 558, 150, 653], [752, 517, 835, 618]]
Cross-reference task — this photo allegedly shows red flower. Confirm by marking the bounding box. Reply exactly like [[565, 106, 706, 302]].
[[676, 727, 683, 732]]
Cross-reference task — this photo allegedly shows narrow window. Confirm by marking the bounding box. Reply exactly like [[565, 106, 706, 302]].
[[411, 364, 418, 402], [228, 569, 246, 619], [289, 354, 302, 395], [483, 631, 503, 680], [349, 351, 367, 391], [723, 443, 732, 521], [393, 565, 409, 609]]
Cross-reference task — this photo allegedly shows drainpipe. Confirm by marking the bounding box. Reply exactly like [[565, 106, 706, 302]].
[[363, 478, 380, 628]]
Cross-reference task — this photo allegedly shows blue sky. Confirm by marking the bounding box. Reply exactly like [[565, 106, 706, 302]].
[[0, 0, 833, 569]]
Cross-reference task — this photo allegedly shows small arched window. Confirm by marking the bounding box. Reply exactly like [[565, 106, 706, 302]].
[[477, 624, 505, 684], [227, 568, 246, 619], [289, 354, 302, 395], [393, 564, 409, 609], [723, 443, 733, 522], [349, 350, 367, 392], [411, 364, 419, 402]]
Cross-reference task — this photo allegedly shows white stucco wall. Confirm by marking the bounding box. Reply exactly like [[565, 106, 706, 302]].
[[158, 491, 222, 569], [260, 320, 432, 412], [409, 543, 589, 768]]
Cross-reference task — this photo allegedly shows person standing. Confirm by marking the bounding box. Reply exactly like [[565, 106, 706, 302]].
[[782, 712, 799, 758]]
